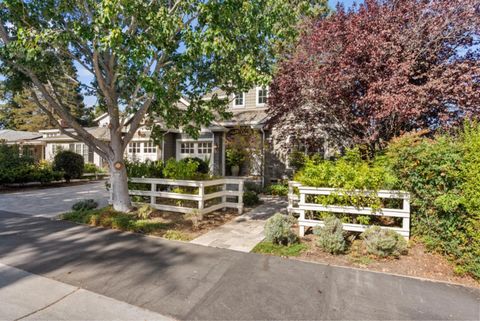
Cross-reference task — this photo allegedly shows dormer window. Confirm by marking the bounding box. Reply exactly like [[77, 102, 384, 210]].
[[256, 87, 268, 106], [233, 92, 245, 107]]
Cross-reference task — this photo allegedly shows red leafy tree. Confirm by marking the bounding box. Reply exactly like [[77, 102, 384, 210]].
[[268, 0, 480, 155]]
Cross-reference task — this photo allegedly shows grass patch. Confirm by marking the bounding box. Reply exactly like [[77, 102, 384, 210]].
[[61, 206, 173, 235], [163, 230, 194, 241], [252, 241, 307, 257]]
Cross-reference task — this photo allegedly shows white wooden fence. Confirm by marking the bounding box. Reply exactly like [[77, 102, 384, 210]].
[[128, 177, 244, 215], [288, 181, 410, 239]]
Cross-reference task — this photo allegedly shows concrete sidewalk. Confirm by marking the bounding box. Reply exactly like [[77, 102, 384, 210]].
[[0, 210, 479, 320], [0, 263, 170, 320], [0, 181, 109, 217], [191, 197, 287, 252]]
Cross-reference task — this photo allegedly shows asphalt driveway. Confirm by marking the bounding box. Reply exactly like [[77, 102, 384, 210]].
[[0, 181, 109, 217], [0, 211, 478, 320]]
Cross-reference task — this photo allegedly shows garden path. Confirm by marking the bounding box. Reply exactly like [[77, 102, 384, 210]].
[[190, 196, 287, 252]]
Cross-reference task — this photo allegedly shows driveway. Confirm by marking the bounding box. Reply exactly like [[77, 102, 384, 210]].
[[0, 211, 478, 320], [0, 181, 109, 217]]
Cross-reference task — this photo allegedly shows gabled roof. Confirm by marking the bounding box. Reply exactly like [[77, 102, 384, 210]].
[[0, 129, 43, 143]]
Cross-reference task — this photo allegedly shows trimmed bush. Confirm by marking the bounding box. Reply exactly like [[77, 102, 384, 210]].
[[264, 213, 298, 245], [53, 150, 84, 182], [243, 190, 260, 206], [314, 216, 347, 254], [72, 199, 98, 211], [361, 226, 408, 258], [181, 157, 210, 174]]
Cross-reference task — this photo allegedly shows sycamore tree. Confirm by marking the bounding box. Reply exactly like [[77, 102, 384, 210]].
[[268, 0, 480, 155], [0, 0, 319, 211]]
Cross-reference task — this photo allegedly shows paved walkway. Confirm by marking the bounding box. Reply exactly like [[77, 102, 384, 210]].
[[0, 181, 109, 217], [1, 210, 478, 320], [1, 263, 171, 321], [190, 197, 288, 252]]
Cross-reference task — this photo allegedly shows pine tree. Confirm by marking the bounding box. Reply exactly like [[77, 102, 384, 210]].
[[1, 59, 93, 132]]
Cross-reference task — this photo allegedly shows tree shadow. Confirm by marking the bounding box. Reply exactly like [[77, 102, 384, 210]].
[[0, 210, 241, 318]]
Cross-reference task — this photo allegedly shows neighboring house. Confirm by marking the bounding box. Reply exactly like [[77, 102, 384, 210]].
[[0, 129, 45, 161], [37, 87, 285, 186]]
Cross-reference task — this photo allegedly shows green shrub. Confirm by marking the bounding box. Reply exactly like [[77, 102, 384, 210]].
[[0, 145, 63, 185], [266, 183, 288, 196], [53, 150, 84, 182], [84, 163, 98, 173], [361, 226, 408, 258], [264, 213, 298, 245], [288, 150, 307, 172], [314, 216, 347, 254], [294, 148, 397, 212], [385, 123, 480, 277], [126, 160, 163, 178], [243, 190, 260, 206], [72, 199, 98, 211], [181, 157, 210, 174], [163, 158, 205, 180]]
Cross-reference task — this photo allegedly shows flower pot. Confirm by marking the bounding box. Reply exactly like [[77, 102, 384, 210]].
[[231, 165, 240, 177]]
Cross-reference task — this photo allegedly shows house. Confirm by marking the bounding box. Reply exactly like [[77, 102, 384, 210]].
[[0, 129, 45, 161], [38, 87, 285, 186]]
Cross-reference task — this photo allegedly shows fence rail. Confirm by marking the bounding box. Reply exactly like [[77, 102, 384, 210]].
[[128, 177, 244, 215], [288, 181, 410, 239]]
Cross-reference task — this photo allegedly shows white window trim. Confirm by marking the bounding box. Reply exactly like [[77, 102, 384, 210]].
[[175, 139, 214, 170], [256, 86, 268, 107], [232, 92, 245, 108]]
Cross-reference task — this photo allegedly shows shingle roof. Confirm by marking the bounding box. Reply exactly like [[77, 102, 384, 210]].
[[216, 110, 269, 127], [41, 127, 110, 142], [0, 129, 43, 143]]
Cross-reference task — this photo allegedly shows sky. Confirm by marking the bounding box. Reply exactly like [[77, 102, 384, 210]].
[[75, 0, 363, 107]]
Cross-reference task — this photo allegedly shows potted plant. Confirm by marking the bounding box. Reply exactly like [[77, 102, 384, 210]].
[[226, 148, 245, 176]]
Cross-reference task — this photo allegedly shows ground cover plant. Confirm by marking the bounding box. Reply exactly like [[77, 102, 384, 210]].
[[62, 205, 242, 241]]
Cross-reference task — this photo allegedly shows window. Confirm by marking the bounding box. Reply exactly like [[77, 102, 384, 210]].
[[144, 142, 157, 154], [68, 143, 89, 162], [198, 142, 212, 154], [233, 92, 244, 107], [180, 142, 195, 154], [257, 87, 268, 106], [128, 142, 141, 154]]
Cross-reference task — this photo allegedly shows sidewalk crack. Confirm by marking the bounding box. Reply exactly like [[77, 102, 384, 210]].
[[14, 287, 80, 321]]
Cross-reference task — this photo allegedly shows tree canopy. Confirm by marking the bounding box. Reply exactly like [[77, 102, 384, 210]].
[[268, 0, 480, 155], [0, 0, 325, 211]]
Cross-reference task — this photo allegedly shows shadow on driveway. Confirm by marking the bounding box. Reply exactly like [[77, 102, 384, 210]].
[[0, 211, 478, 320]]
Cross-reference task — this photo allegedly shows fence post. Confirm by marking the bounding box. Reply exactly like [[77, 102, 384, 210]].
[[402, 193, 411, 240], [222, 180, 227, 211], [238, 180, 244, 214], [288, 181, 294, 214], [298, 190, 306, 237], [198, 182, 204, 213], [150, 183, 156, 206]]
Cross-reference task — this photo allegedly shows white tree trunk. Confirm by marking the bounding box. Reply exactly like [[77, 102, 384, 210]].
[[109, 161, 132, 212], [109, 136, 133, 212]]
